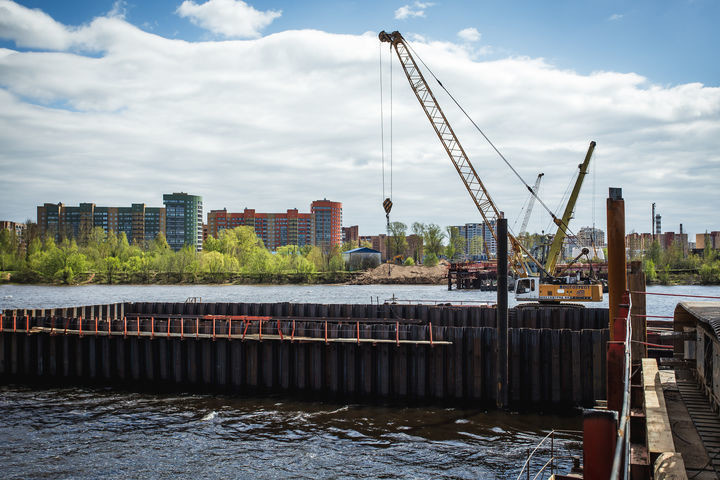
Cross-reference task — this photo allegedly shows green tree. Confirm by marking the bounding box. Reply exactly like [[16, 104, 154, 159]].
[[387, 221, 408, 259], [28, 237, 89, 284], [646, 240, 662, 265], [423, 223, 445, 258], [643, 258, 658, 283], [173, 246, 199, 281], [341, 240, 359, 252], [0, 228, 21, 271], [445, 226, 464, 261], [469, 235, 484, 257], [103, 256, 122, 284], [424, 252, 439, 267]]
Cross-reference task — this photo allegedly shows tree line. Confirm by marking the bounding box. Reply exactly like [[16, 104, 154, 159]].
[[0, 226, 348, 284], [640, 239, 720, 285], [0, 221, 469, 284]]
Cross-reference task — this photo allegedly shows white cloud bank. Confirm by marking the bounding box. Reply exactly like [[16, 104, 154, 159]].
[[0, 1, 719, 237], [176, 0, 281, 38]]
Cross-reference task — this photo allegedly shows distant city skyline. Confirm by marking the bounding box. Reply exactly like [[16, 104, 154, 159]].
[[13, 193, 718, 240], [1, 0, 718, 237]]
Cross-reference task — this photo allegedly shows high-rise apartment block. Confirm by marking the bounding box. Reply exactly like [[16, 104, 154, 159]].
[[163, 193, 203, 252], [454, 221, 497, 259], [312, 199, 342, 250], [207, 208, 314, 251], [0, 221, 25, 241], [576, 227, 605, 248], [207, 199, 342, 251], [37, 202, 166, 245], [342, 225, 359, 244]]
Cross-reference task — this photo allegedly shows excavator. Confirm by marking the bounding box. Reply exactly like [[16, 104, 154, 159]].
[[379, 30, 602, 303]]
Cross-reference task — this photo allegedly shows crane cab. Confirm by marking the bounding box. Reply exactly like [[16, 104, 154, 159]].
[[515, 277, 539, 301]]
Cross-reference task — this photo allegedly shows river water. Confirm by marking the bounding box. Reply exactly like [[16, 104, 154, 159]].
[[1, 283, 718, 479]]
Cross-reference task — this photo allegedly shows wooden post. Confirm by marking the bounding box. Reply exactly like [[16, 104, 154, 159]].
[[496, 217, 509, 408], [629, 260, 647, 362]]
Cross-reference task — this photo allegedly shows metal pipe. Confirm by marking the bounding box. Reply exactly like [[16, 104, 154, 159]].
[[607, 187, 626, 339], [496, 217, 508, 408]]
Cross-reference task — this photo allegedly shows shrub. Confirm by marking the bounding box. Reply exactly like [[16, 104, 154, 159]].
[[424, 253, 439, 267]]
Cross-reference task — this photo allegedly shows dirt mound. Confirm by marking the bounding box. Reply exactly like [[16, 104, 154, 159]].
[[350, 262, 449, 285]]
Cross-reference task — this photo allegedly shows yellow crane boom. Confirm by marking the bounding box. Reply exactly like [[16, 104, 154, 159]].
[[544, 141, 595, 275]]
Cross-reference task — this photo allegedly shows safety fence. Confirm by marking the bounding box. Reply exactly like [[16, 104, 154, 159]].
[[515, 429, 583, 480]]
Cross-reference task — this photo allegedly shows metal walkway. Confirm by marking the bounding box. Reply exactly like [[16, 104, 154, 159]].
[[677, 374, 720, 478]]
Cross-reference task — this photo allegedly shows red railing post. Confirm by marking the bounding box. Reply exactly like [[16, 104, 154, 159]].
[[583, 410, 618, 480], [607, 291, 630, 414]]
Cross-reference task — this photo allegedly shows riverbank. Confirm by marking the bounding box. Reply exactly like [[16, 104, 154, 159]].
[[0, 264, 449, 286]]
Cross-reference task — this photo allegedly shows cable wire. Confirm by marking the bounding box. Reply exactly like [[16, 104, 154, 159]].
[[404, 40, 584, 244], [389, 43, 393, 201], [379, 42, 385, 202]]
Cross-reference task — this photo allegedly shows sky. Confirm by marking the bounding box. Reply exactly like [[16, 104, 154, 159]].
[[0, 0, 719, 241]]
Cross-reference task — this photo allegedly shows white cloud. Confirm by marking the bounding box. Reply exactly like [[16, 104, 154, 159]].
[[609, 13, 624, 21], [457, 27, 481, 43], [395, 2, 434, 20], [0, 3, 719, 238], [0, 0, 73, 49], [176, 0, 281, 38], [108, 0, 127, 19]]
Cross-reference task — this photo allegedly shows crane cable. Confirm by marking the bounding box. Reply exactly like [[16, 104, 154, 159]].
[[380, 43, 394, 231], [404, 40, 583, 243], [379, 42, 385, 202]]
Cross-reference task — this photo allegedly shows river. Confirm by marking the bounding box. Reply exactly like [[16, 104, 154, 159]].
[[1, 283, 718, 479]]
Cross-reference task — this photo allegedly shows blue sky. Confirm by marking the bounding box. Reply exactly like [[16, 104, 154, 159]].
[[0, 0, 719, 239], [5, 0, 718, 87]]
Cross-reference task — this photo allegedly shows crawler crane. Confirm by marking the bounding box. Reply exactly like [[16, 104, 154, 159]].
[[379, 30, 602, 303]]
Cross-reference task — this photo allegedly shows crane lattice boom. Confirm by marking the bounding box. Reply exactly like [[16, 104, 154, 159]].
[[520, 173, 544, 234], [379, 30, 534, 275]]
